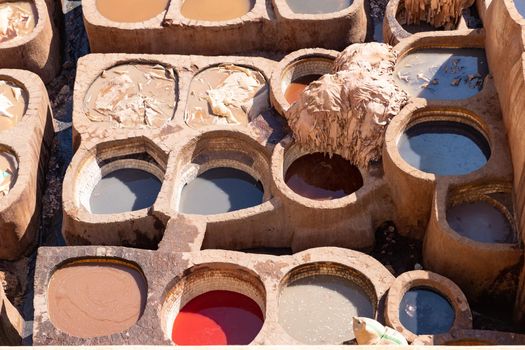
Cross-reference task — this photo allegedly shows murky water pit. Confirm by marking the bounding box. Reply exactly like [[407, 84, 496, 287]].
[[185, 64, 268, 128], [285, 0, 352, 14], [399, 288, 455, 335], [395, 48, 489, 100], [285, 152, 363, 200], [84, 63, 177, 128], [96, 0, 169, 22], [0, 1, 36, 44], [278, 263, 375, 345], [47, 259, 147, 338], [398, 119, 490, 176]]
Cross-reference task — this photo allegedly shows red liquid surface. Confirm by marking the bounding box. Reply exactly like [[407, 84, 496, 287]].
[[284, 74, 322, 104], [172, 290, 264, 345]]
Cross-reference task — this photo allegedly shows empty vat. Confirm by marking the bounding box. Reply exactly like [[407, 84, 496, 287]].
[[95, 0, 169, 22], [89, 168, 161, 214], [185, 64, 268, 128], [447, 200, 515, 244], [285, 0, 352, 14], [284, 153, 363, 200], [0, 1, 36, 44], [399, 288, 455, 335], [397, 120, 490, 176], [395, 48, 489, 100], [47, 260, 147, 338], [180, 0, 254, 21], [0, 79, 27, 131], [171, 290, 264, 345], [279, 264, 375, 344], [84, 63, 176, 128], [179, 167, 263, 215]]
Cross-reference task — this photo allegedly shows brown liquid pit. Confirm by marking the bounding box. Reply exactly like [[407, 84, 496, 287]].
[[47, 261, 147, 338], [0, 1, 36, 44], [285, 153, 363, 200], [444, 339, 494, 346], [84, 63, 176, 128], [185, 64, 268, 128], [96, 0, 169, 23], [0, 151, 17, 197], [181, 0, 253, 21], [284, 74, 322, 104], [0, 80, 27, 131]]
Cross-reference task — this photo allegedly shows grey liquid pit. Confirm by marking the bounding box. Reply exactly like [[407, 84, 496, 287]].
[[447, 201, 515, 244], [285, 0, 352, 14], [515, 0, 525, 18], [397, 121, 490, 176], [399, 288, 455, 335], [89, 168, 161, 214], [179, 167, 264, 215], [395, 48, 489, 100], [279, 274, 374, 344]]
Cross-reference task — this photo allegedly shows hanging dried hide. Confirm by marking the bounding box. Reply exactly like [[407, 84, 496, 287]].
[[402, 0, 475, 29], [286, 43, 408, 169]]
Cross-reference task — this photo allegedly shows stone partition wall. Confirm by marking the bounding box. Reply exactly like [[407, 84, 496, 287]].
[[0, 69, 52, 260], [484, 0, 525, 323], [82, 0, 366, 54]]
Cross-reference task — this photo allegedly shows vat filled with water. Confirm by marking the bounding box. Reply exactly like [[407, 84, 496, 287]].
[[397, 120, 490, 176], [89, 168, 162, 214], [395, 48, 489, 100], [399, 288, 455, 335], [285, 153, 363, 200], [179, 167, 264, 215], [285, 0, 352, 14], [279, 265, 374, 344]]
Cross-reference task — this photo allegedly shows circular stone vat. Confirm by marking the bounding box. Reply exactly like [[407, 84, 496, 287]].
[[394, 0, 453, 34], [84, 63, 176, 128], [279, 263, 375, 344], [0, 79, 27, 131], [285, 0, 352, 14], [162, 265, 265, 345], [447, 200, 515, 244], [397, 120, 490, 176], [399, 288, 455, 335], [395, 48, 489, 100], [89, 168, 162, 214], [0, 1, 36, 44], [181, 0, 254, 21], [281, 57, 333, 105], [47, 259, 147, 338], [96, 0, 169, 22], [179, 167, 264, 215], [185, 64, 268, 128], [284, 152, 363, 200], [0, 151, 18, 198]]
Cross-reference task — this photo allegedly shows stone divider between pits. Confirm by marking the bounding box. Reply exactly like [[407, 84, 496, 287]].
[[383, 29, 511, 239], [484, 0, 525, 323], [32, 246, 394, 345], [65, 51, 398, 253], [82, 0, 366, 54], [0, 280, 23, 346], [413, 329, 525, 345], [0, 69, 53, 260], [0, 0, 60, 83], [385, 270, 472, 343]]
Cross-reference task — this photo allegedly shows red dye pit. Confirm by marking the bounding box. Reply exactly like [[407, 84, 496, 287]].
[[171, 290, 264, 345]]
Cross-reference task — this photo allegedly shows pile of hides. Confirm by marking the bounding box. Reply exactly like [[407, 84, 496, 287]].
[[286, 43, 408, 168], [402, 0, 475, 29]]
